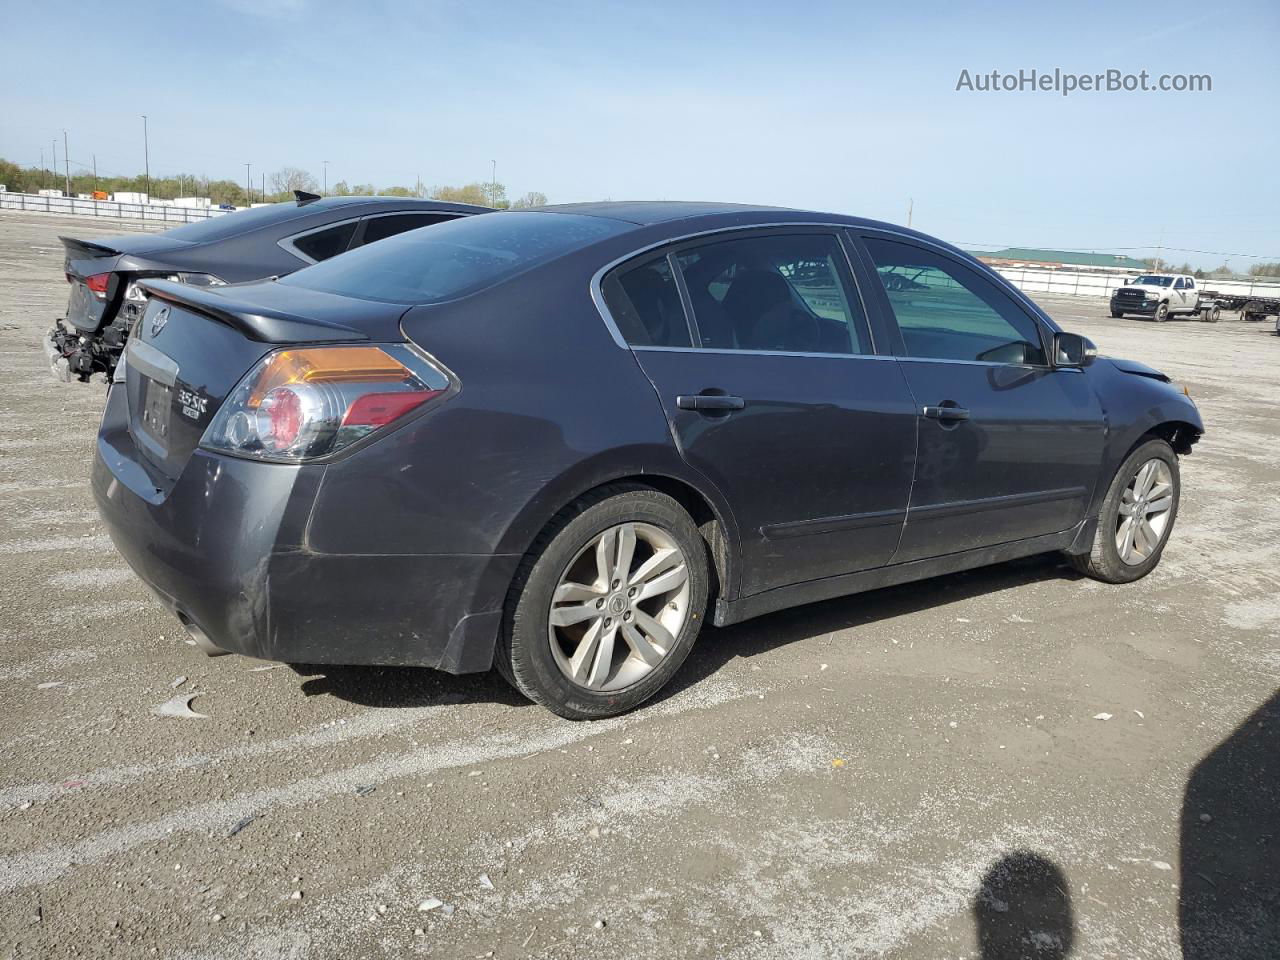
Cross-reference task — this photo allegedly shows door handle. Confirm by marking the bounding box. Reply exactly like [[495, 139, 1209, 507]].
[[677, 394, 746, 411], [923, 403, 970, 421]]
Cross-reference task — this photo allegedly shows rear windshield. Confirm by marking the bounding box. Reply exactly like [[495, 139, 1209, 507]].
[[160, 202, 320, 242], [278, 212, 630, 304]]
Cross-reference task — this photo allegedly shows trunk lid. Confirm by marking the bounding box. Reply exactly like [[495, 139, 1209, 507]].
[[61, 237, 125, 334], [123, 282, 407, 480]]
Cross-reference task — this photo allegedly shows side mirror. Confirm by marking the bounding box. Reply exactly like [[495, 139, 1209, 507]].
[[1054, 332, 1097, 368]]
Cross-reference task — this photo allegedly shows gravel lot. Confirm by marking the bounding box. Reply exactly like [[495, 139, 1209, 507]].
[[1, 211, 1276, 960]]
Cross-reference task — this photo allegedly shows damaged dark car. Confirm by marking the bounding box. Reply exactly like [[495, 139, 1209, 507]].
[[93, 203, 1203, 719], [47, 193, 490, 382]]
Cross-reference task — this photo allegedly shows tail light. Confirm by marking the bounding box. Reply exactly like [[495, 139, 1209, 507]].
[[81, 272, 111, 300], [201, 345, 450, 462]]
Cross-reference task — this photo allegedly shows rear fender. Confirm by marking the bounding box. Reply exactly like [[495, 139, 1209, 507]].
[[493, 446, 743, 600]]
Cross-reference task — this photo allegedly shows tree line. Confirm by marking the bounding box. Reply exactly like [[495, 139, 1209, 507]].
[[1140, 257, 1280, 280], [0, 158, 547, 210]]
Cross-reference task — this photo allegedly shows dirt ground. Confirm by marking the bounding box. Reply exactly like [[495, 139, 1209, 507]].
[[1, 211, 1276, 960]]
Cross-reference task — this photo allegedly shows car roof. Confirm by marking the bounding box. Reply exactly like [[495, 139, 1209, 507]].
[[299, 196, 493, 214], [527, 200, 927, 236], [532, 201, 806, 225]]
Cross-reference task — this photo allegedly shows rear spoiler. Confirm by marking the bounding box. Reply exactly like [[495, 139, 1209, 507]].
[[138, 279, 369, 344], [59, 236, 121, 259]]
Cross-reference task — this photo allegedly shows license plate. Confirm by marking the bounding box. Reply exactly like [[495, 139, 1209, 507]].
[[139, 377, 173, 449]]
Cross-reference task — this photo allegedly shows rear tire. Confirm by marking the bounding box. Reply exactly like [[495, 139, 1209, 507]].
[[497, 485, 709, 719], [1068, 438, 1180, 584]]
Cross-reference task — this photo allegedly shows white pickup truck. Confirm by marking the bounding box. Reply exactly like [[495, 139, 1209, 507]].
[[1109, 273, 1218, 322]]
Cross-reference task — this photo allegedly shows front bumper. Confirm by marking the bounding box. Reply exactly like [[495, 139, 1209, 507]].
[[1111, 298, 1158, 315], [92, 384, 518, 673]]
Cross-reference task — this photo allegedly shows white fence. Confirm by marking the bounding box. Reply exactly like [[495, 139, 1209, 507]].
[[3, 191, 1277, 303], [993, 265, 1280, 301], [0, 191, 230, 224]]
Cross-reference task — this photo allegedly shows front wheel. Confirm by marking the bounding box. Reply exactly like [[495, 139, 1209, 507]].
[[1068, 438, 1180, 583], [1154, 302, 1169, 322], [1110, 310, 1124, 319], [497, 486, 709, 719]]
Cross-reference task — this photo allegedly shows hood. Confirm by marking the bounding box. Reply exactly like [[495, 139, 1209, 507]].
[[1105, 357, 1170, 382], [1115, 283, 1169, 295]]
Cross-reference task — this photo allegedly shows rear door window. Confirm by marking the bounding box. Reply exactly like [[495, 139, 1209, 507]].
[[290, 221, 359, 262], [673, 233, 869, 354], [600, 255, 692, 347], [862, 236, 1047, 365]]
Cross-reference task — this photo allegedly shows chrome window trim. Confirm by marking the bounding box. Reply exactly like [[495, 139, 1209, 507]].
[[589, 221, 883, 358], [280, 209, 471, 265], [896, 355, 1044, 370], [277, 214, 365, 265], [630, 344, 896, 361]]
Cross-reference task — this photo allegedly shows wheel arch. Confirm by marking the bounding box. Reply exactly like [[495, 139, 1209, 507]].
[[493, 450, 742, 605]]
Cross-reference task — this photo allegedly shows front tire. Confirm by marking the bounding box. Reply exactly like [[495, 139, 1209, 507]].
[[497, 485, 709, 719], [1069, 438, 1180, 583], [1110, 310, 1124, 319], [1154, 302, 1169, 322]]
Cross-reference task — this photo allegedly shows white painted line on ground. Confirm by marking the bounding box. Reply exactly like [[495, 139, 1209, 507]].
[[0, 677, 748, 894]]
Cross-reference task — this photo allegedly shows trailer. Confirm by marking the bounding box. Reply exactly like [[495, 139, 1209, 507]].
[[1199, 290, 1280, 329]]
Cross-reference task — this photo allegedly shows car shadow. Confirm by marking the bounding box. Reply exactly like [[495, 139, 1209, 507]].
[[292, 552, 1078, 712], [1179, 688, 1280, 958], [654, 552, 1080, 704], [291, 662, 532, 709], [972, 850, 1075, 959]]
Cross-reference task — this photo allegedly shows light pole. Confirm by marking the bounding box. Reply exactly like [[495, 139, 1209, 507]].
[[244, 163, 251, 206], [491, 159, 497, 207], [141, 115, 151, 201], [322, 160, 329, 196], [63, 129, 71, 196]]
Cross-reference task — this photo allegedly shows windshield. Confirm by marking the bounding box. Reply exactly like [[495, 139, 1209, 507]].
[[279, 211, 631, 303], [1132, 275, 1174, 287]]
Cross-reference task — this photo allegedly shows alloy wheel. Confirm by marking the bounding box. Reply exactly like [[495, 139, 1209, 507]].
[[548, 522, 691, 691], [1115, 458, 1174, 565]]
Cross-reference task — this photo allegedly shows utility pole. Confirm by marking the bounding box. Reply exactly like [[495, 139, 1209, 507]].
[[63, 129, 71, 196], [244, 164, 251, 206], [141, 115, 151, 201], [52, 140, 57, 194], [322, 160, 329, 196], [491, 160, 497, 208], [40, 147, 45, 189], [907, 198, 913, 228], [261, 173, 265, 203], [92, 154, 98, 192]]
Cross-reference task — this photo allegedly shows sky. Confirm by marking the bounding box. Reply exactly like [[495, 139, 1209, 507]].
[[3, 0, 1278, 269]]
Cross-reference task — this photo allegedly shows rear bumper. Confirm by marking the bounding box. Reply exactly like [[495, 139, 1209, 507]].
[[92, 384, 518, 673]]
